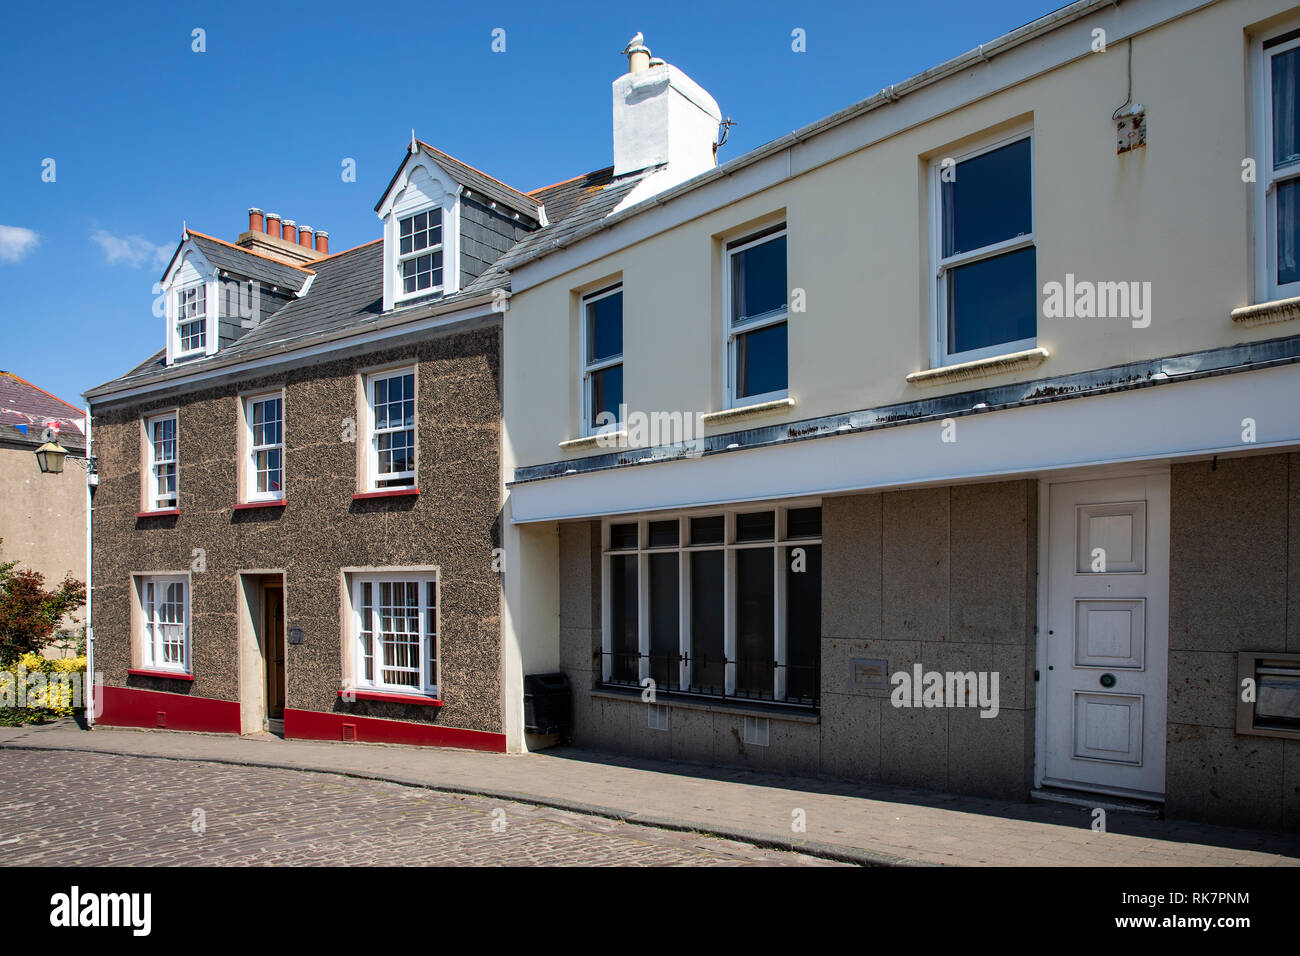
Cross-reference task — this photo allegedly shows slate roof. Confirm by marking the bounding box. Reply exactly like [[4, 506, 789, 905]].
[[466, 172, 644, 293], [529, 167, 616, 223], [217, 240, 383, 354], [0, 371, 86, 451], [86, 158, 648, 402], [178, 232, 312, 293], [374, 142, 544, 225]]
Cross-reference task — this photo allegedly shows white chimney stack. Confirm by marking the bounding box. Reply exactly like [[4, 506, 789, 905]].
[[611, 34, 722, 207]]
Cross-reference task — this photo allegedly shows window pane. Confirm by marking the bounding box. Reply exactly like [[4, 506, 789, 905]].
[[609, 522, 638, 550], [731, 234, 787, 324], [649, 552, 680, 691], [689, 550, 725, 693], [1279, 179, 1300, 286], [378, 580, 420, 687], [587, 291, 623, 362], [1274, 47, 1300, 169], [941, 138, 1032, 257], [589, 364, 623, 429], [736, 511, 775, 542], [947, 246, 1036, 355], [736, 321, 787, 399], [647, 520, 679, 548], [785, 544, 821, 703], [690, 515, 724, 546], [359, 582, 374, 682], [609, 554, 638, 683], [735, 548, 774, 698], [785, 507, 822, 539]]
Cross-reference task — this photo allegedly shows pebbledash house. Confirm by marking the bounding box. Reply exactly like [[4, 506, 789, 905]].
[[89, 0, 1300, 831], [82, 142, 550, 750]]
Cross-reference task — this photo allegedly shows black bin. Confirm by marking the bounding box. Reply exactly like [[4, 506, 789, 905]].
[[524, 672, 573, 736]]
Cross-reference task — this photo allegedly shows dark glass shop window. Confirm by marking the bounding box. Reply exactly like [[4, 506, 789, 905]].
[[689, 550, 725, 694], [609, 554, 638, 683]]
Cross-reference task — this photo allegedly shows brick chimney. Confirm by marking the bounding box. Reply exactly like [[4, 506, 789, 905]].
[[236, 207, 327, 265]]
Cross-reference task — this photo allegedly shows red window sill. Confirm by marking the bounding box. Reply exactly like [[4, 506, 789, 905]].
[[233, 499, 286, 510], [337, 689, 442, 707], [128, 668, 194, 681], [136, 509, 180, 518], [351, 488, 419, 501]]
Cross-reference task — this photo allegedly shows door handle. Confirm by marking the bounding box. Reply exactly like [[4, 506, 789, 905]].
[[1100, 673, 1117, 688]]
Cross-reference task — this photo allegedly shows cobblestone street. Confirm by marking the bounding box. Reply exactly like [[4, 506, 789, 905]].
[[0, 750, 841, 866]]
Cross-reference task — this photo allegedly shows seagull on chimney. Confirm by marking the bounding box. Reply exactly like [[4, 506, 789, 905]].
[[621, 32, 644, 54]]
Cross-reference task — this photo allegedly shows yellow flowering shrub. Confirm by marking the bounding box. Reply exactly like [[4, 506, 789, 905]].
[[0, 654, 86, 723]]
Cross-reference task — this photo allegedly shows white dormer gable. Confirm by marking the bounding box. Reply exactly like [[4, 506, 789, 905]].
[[376, 150, 462, 312], [160, 241, 219, 365]]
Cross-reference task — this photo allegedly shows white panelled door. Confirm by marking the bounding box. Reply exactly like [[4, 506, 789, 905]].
[[1042, 472, 1169, 799]]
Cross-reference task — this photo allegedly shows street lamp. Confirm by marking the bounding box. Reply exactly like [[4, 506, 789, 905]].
[[34, 439, 98, 484]]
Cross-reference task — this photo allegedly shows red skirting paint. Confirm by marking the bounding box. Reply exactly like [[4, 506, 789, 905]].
[[99, 685, 239, 733], [284, 708, 506, 752]]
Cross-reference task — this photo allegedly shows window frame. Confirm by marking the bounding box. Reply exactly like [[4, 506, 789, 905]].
[[396, 208, 445, 302], [600, 501, 822, 708], [361, 366, 418, 492], [723, 225, 789, 409], [348, 570, 440, 697], [241, 391, 285, 503], [579, 283, 625, 437], [928, 127, 1037, 367], [174, 283, 208, 358], [143, 411, 179, 512], [137, 573, 191, 674], [1254, 25, 1300, 303]]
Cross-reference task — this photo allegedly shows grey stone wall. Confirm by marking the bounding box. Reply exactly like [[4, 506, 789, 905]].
[[1167, 453, 1300, 830], [90, 323, 504, 736], [556, 480, 1038, 799]]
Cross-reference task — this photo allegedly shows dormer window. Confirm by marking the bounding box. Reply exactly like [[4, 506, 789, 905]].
[[400, 210, 444, 295], [176, 285, 207, 355]]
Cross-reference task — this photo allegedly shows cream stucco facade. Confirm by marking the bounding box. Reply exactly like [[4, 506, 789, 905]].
[[497, 0, 1300, 828]]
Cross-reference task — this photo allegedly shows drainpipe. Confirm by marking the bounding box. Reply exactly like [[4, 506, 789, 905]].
[[84, 405, 94, 729]]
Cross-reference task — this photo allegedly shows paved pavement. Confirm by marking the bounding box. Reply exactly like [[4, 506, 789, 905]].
[[0, 750, 838, 866], [2, 720, 1298, 866]]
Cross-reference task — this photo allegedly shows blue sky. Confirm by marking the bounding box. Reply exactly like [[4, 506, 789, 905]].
[[0, 0, 1059, 405]]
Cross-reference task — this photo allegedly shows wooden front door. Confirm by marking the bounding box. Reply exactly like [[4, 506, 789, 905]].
[[1041, 472, 1169, 800], [262, 585, 286, 720]]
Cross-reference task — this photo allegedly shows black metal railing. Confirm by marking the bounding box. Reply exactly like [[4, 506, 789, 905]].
[[600, 650, 819, 709]]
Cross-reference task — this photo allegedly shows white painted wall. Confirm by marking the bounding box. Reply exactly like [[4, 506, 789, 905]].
[[504, 0, 1299, 475]]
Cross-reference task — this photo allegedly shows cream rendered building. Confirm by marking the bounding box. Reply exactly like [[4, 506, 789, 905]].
[[498, 0, 1300, 830]]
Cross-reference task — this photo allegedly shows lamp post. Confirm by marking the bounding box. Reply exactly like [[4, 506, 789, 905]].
[[32, 422, 98, 727]]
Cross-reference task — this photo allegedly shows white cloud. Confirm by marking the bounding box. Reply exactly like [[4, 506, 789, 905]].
[[0, 225, 40, 263], [90, 229, 171, 269]]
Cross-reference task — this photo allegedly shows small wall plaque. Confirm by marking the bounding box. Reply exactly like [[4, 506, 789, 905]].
[[851, 658, 888, 690], [288, 627, 304, 646]]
